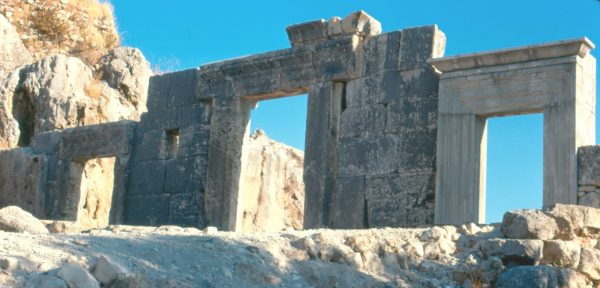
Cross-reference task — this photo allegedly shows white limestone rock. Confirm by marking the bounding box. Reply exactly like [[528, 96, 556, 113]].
[[0, 14, 32, 80], [501, 209, 558, 240], [91, 255, 130, 286], [96, 47, 151, 119], [57, 263, 100, 288], [544, 204, 600, 239], [239, 130, 304, 232], [0, 205, 49, 233]]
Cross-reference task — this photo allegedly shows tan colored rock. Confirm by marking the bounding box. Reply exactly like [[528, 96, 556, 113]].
[[541, 240, 580, 268], [578, 248, 600, 281], [239, 130, 304, 232], [0, 205, 48, 233], [0, 14, 32, 79], [341, 10, 382, 37], [0, 0, 120, 65], [544, 204, 600, 239], [501, 209, 558, 240], [479, 239, 543, 266]]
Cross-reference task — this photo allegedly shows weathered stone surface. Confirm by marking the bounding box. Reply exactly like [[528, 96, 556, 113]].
[[578, 145, 600, 186], [496, 266, 583, 288], [239, 130, 304, 232], [57, 263, 100, 288], [340, 10, 381, 37], [579, 192, 600, 208], [544, 204, 600, 238], [0, 148, 44, 215], [96, 47, 151, 119], [541, 240, 581, 268], [0, 205, 48, 233], [0, 14, 32, 79], [578, 248, 600, 281], [479, 239, 543, 266], [501, 209, 559, 240], [91, 255, 130, 286], [25, 274, 68, 288]]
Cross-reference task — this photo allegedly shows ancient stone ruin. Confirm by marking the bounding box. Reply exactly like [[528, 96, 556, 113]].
[[0, 10, 597, 234]]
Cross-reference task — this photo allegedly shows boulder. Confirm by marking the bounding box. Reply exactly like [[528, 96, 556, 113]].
[[57, 263, 100, 288], [578, 248, 600, 281], [0, 14, 32, 80], [91, 255, 130, 286], [4, 54, 101, 143], [25, 274, 68, 288], [501, 209, 558, 240], [544, 204, 600, 239], [96, 47, 151, 119], [496, 265, 584, 288], [0, 206, 48, 233], [541, 240, 580, 268], [479, 239, 543, 266]]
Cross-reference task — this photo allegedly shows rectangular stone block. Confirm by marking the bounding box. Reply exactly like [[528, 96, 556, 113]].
[[164, 156, 206, 194], [130, 129, 165, 162], [339, 104, 386, 137], [398, 25, 445, 71], [338, 135, 400, 177], [366, 171, 435, 227], [177, 102, 212, 127], [314, 36, 359, 81], [147, 73, 173, 111], [176, 124, 211, 159], [345, 76, 381, 108], [58, 121, 135, 159], [359, 31, 401, 76], [578, 145, 600, 186], [286, 19, 328, 46], [127, 160, 166, 196], [138, 107, 178, 132], [332, 176, 366, 228], [169, 68, 200, 107], [169, 192, 203, 226], [31, 131, 61, 154], [125, 194, 170, 226], [379, 69, 439, 105]]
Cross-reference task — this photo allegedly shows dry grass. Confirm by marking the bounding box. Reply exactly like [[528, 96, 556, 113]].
[[84, 78, 103, 99], [0, 0, 120, 65]]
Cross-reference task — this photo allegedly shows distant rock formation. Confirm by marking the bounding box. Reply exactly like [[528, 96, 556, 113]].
[[239, 130, 305, 232]]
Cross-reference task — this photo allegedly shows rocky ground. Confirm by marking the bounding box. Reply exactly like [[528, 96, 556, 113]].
[[0, 204, 599, 287]]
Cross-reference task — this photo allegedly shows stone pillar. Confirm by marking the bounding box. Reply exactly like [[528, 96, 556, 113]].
[[204, 97, 252, 231]]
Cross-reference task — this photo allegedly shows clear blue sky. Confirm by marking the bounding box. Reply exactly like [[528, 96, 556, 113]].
[[112, 0, 600, 223]]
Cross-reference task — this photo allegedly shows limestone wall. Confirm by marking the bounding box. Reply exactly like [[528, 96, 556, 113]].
[[578, 145, 600, 208]]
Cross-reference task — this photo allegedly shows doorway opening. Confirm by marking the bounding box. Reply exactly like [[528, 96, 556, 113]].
[[238, 94, 308, 233], [67, 157, 117, 230], [485, 114, 543, 223]]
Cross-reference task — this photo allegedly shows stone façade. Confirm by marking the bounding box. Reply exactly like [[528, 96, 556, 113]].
[[0, 10, 597, 231]]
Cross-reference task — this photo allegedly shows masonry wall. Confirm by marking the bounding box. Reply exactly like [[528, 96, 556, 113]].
[[125, 69, 212, 227], [578, 145, 600, 208]]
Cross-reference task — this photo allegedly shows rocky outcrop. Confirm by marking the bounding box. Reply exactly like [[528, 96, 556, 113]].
[[0, 50, 150, 149], [0, 205, 48, 233], [239, 130, 304, 232], [96, 47, 152, 121], [0, 0, 119, 65], [0, 14, 31, 80]]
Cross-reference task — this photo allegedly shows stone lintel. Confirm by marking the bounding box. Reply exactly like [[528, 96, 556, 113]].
[[430, 37, 595, 73]]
